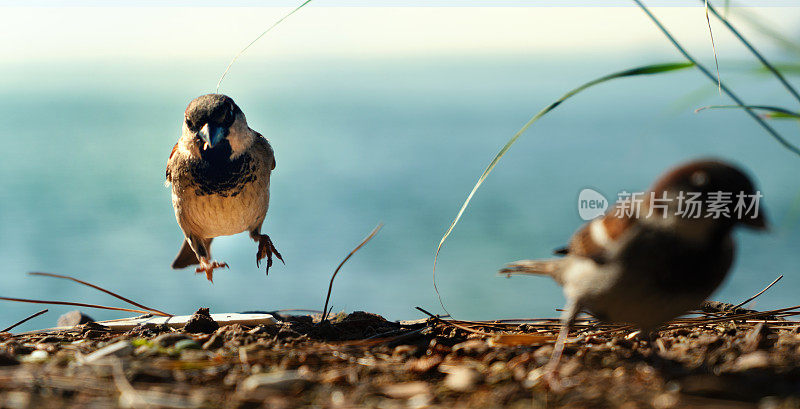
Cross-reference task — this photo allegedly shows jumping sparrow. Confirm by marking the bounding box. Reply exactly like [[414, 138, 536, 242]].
[[166, 94, 283, 282]]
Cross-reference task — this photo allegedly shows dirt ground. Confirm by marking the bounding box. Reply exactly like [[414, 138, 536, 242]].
[[1, 307, 800, 408]]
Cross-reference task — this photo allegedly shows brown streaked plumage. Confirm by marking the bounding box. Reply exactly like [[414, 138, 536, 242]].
[[166, 94, 283, 282], [501, 159, 767, 388]]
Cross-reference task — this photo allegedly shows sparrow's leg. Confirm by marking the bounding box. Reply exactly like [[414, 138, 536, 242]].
[[187, 236, 227, 283], [543, 300, 580, 390], [196, 259, 229, 282], [250, 230, 284, 275]]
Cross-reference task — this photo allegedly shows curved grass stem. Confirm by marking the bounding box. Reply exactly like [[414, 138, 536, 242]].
[[432, 62, 695, 318], [702, 0, 800, 105], [633, 0, 800, 156]]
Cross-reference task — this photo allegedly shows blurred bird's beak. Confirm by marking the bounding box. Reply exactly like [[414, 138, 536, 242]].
[[743, 210, 768, 231], [198, 123, 225, 150]]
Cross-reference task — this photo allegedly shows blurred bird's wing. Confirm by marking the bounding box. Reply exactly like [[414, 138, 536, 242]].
[[564, 210, 635, 265]]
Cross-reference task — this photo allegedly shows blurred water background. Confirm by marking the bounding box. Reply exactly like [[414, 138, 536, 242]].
[[1, 5, 799, 332]]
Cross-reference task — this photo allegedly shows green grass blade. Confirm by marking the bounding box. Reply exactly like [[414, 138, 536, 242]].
[[755, 63, 800, 76], [431, 61, 694, 316], [634, 0, 800, 157], [696, 104, 800, 119], [703, 0, 800, 105]]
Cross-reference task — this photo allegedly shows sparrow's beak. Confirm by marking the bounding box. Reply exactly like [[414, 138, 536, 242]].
[[197, 123, 226, 150], [742, 210, 768, 231]]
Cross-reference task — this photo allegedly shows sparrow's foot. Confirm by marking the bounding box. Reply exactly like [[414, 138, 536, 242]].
[[256, 234, 284, 275], [195, 260, 228, 283]]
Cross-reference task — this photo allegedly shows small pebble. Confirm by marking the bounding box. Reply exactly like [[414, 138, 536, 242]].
[[174, 339, 201, 351], [83, 340, 133, 363], [392, 345, 417, 357], [452, 339, 489, 356], [239, 371, 306, 393], [202, 334, 224, 350], [57, 310, 94, 327], [153, 332, 189, 347], [331, 390, 345, 406], [652, 392, 679, 409], [381, 382, 430, 399], [24, 350, 48, 362], [443, 366, 481, 392], [0, 352, 19, 366], [733, 351, 770, 371]]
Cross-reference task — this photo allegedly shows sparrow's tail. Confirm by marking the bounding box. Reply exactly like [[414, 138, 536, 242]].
[[171, 238, 212, 269], [499, 259, 565, 285]]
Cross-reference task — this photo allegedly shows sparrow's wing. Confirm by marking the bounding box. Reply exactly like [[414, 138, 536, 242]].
[[567, 211, 633, 265], [252, 131, 276, 171], [166, 142, 179, 182]]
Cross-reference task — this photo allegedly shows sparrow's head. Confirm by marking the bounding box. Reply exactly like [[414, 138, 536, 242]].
[[647, 159, 767, 233], [183, 94, 253, 157]]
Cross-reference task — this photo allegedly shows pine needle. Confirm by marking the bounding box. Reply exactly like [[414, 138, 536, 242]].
[[0, 297, 155, 316], [29, 272, 171, 317], [732, 275, 783, 310], [1, 309, 48, 333]]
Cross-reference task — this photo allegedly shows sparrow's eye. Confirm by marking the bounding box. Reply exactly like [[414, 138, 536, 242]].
[[222, 105, 234, 123], [691, 171, 709, 187], [185, 118, 194, 130]]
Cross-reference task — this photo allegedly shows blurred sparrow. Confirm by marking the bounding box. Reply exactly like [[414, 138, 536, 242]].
[[501, 159, 767, 384], [166, 94, 283, 282]]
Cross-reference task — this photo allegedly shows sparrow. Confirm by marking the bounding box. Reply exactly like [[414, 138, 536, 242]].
[[500, 159, 767, 383], [166, 94, 283, 282]]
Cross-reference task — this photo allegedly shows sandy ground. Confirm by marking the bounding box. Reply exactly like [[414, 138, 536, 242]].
[[1, 307, 800, 408]]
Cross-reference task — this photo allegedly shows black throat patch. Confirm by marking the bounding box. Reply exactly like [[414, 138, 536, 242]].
[[190, 139, 255, 197]]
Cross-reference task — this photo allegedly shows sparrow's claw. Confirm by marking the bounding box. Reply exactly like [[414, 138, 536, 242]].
[[256, 234, 284, 275], [195, 260, 228, 283]]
